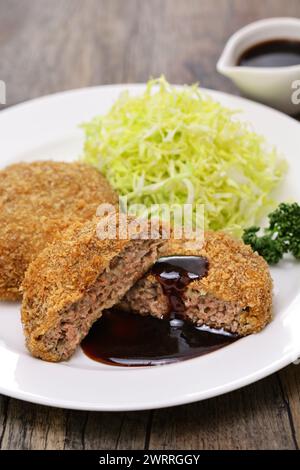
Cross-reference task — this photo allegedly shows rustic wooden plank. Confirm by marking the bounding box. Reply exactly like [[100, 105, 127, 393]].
[[0, 396, 9, 447], [149, 375, 297, 450], [63, 410, 88, 450], [0, 399, 66, 450], [63, 410, 150, 450], [279, 364, 300, 448], [83, 411, 150, 450], [0, 0, 141, 105], [1, 0, 300, 102]]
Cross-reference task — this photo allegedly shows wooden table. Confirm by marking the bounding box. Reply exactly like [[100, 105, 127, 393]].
[[0, 0, 299, 450]]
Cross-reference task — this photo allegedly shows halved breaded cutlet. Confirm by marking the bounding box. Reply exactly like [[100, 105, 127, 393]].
[[21, 215, 167, 362], [119, 232, 273, 336], [0, 161, 117, 300]]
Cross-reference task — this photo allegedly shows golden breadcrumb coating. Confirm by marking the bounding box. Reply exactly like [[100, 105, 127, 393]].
[[21, 215, 167, 362], [0, 161, 117, 300], [123, 231, 273, 335]]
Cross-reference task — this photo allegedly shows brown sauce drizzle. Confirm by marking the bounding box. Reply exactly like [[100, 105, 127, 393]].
[[151, 256, 209, 322], [81, 256, 239, 367]]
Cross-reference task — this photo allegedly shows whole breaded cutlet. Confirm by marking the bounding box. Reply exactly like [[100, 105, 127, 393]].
[[21, 215, 167, 362], [120, 231, 273, 335], [0, 161, 118, 300]]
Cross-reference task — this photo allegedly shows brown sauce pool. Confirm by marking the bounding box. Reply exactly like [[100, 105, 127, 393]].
[[81, 309, 238, 366], [237, 39, 300, 68], [81, 256, 239, 367]]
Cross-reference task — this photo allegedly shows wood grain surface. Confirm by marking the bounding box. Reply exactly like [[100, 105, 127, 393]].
[[0, 0, 299, 450]]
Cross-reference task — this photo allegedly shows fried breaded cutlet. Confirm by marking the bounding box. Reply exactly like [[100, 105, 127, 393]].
[[21, 215, 167, 362], [119, 231, 273, 336], [0, 161, 118, 300]]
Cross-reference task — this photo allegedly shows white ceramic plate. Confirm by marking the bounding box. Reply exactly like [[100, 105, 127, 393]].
[[0, 85, 300, 411]]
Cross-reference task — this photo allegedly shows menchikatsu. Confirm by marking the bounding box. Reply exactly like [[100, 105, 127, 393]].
[[119, 231, 273, 336], [0, 161, 117, 300], [21, 215, 167, 362]]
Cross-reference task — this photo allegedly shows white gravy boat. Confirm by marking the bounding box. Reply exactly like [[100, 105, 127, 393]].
[[217, 18, 300, 115]]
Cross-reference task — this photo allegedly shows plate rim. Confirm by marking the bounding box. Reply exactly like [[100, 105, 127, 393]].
[[2, 81, 300, 128], [0, 345, 297, 411]]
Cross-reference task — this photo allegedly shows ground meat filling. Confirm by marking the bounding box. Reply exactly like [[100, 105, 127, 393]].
[[33, 240, 164, 360], [120, 278, 255, 336]]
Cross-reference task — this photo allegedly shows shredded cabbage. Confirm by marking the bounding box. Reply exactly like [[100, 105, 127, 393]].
[[81, 77, 287, 236]]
